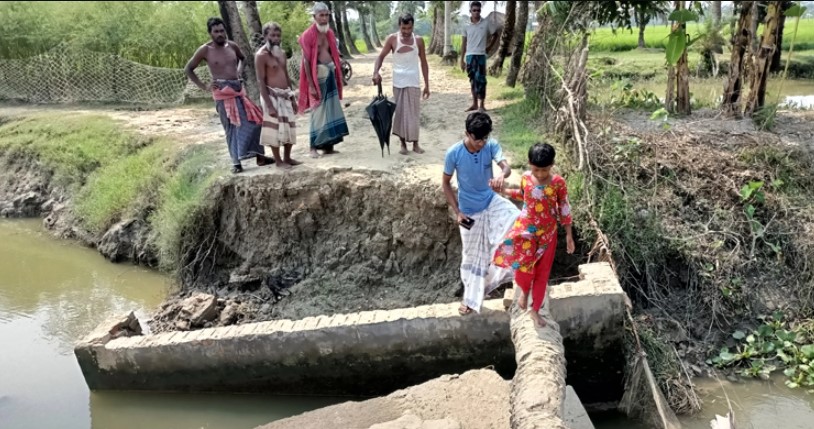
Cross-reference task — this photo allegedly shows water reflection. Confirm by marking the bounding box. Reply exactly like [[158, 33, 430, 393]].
[[784, 95, 814, 109], [90, 392, 344, 429]]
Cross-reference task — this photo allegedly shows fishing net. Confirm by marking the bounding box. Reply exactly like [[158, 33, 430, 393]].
[[0, 43, 211, 105]]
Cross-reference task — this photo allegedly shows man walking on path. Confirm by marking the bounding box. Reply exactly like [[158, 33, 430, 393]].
[[255, 22, 301, 169], [185, 17, 272, 174], [459, 1, 499, 112], [442, 111, 519, 315], [298, 2, 349, 159], [372, 13, 430, 155]]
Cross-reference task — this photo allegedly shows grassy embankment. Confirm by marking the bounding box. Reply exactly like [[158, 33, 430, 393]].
[[0, 114, 220, 270]]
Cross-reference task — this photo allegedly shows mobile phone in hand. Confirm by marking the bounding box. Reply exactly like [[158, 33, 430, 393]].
[[459, 217, 475, 230]]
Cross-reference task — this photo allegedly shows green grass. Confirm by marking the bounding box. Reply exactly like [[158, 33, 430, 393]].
[[150, 144, 221, 270], [0, 114, 151, 188], [74, 141, 173, 233], [353, 39, 370, 54]]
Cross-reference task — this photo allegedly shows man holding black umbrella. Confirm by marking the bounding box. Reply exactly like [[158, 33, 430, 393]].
[[372, 13, 430, 155]]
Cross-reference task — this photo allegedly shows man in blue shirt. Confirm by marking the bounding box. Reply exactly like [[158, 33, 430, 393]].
[[442, 111, 519, 315]]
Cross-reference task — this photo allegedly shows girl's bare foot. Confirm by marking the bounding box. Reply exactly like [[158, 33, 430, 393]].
[[465, 104, 478, 112], [284, 158, 302, 166], [412, 143, 425, 154], [309, 150, 321, 159], [275, 162, 292, 170], [399, 143, 409, 155], [529, 310, 547, 328], [517, 289, 528, 310]]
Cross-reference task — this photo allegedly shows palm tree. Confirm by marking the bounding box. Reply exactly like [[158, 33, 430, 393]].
[[341, 1, 362, 55], [506, 0, 528, 86], [330, 1, 353, 58], [489, 0, 517, 76]]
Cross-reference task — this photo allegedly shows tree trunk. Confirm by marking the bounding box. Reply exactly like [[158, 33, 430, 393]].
[[488, 0, 517, 76], [429, 4, 444, 55], [342, 5, 361, 55], [637, 9, 648, 48], [217, 0, 235, 40], [444, 2, 453, 55], [666, 1, 691, 115], [241, 1, 264, 49], [722, 1, 754, 115], [332, 1, 353, 58], [370, 13, 382, 47], [220, 1, 259, 101], [712, 1, 722, 25], [520, 8, 549, 95], [745, 1, 782, 115], [506, 0, 529, 87], [676, 46, 691, 115], [771, 4, 787, 73], [665, 64, 675, 111], [360, 11, 375, 52]]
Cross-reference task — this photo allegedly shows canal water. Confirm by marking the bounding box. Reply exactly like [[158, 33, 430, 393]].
[[0, 219, 342, 429], [2, 219, 813, 428]]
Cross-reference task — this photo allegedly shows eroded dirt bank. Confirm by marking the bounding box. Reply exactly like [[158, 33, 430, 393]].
[[153, 169, 466, 331]]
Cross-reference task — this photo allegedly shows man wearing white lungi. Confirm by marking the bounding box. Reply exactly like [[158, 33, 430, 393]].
[[372, 13, 430, 155], [442, 111, 520, 315]]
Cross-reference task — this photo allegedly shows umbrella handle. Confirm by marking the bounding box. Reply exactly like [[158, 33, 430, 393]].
[[377, 81, 383, 97]]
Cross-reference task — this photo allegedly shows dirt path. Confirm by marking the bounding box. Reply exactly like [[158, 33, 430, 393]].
[[0, 53, 512, 185], [254, 53, 511, 183]]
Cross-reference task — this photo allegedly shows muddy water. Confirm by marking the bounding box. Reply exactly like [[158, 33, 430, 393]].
[[0, 220, 341, 429]]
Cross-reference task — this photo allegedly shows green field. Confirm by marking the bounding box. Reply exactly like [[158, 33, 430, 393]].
[[590, 18, 814, 52], [442, 18, 814, 54]]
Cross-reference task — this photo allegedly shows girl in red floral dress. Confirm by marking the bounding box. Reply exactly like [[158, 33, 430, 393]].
[[494, 143, 575, 327]]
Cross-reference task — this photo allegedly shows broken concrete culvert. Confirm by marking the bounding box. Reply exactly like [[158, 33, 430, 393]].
[[151, 169, 469, 332]]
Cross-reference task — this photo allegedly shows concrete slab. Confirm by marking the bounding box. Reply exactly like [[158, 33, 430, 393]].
[[565, 386, 596, 429], [254, 369, 510, 429]]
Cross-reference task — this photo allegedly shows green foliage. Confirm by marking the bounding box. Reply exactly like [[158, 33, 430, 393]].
[[74, 142, 172, 233], [0, 1, 311, 68], [665, 6, 700, 66], [150, 145, 220, 271], [609, 79, 662, 109], [0, 114, 150, 188], [710, 313, 814, 389], [257, 1, 312, 55]]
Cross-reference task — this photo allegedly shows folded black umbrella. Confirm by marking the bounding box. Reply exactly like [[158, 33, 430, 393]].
[[366, 82, 397, 157]]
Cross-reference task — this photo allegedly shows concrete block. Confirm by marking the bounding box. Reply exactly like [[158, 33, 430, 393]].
[[564, 386, 595, 429], [503, 288, 514, 309]]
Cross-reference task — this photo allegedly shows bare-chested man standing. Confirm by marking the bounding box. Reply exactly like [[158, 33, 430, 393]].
[[255, 22, 301, 169], [185, 17, 271, 174]]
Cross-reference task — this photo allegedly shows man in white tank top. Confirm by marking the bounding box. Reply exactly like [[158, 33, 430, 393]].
[[372, 13, 430, 155]]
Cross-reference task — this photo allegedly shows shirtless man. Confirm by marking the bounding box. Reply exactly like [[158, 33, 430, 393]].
[[297, 2, 349, 159], [255, 22, 301, 169], [185, 17, 270, 173]]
